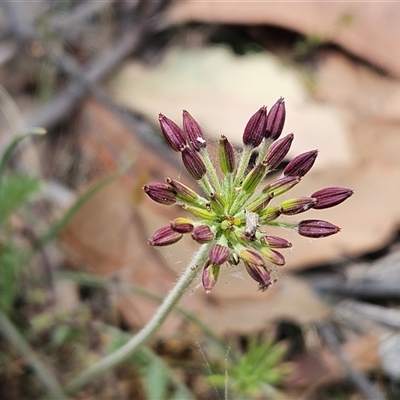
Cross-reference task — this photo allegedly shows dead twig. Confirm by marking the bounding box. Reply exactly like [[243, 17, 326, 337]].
[[1, 1, 169, 131], [316, 321, 385, 400], [303, 250, 400, 300], [336, 300, 400, 330]]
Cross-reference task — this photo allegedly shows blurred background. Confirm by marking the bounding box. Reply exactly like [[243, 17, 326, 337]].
[[1, 1, 400, 399]]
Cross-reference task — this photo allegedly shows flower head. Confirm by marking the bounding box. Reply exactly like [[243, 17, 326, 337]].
[[145, 100, 353, 292]]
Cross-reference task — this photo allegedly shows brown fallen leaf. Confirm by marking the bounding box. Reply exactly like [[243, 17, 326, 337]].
[[288, 333, 380, 390], [167, 1, 400, 78]]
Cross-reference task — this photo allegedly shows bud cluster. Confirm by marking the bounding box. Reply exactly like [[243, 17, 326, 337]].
[[144, 99, 353, 292]]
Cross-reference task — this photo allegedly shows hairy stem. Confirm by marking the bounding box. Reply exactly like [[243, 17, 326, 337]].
[[65, 243, 212, 395], [233, 146, 253, 188], [200, 149, 222, 193]]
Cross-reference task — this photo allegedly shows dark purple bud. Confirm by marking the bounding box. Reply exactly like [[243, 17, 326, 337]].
[[181, 147, 207, 180], [239, 249, 265, 266], [183, 110, 206, 151], [261, 247, 285, 266], [266, 97, 286, 140], [166, 178, 199, 203], [262, 175, 301, 196], [284, 150, 318, 177], [242, 106, 268, 148], [191, 225, 214, 243], [209, 244, 230, 265], [244, 262, 272, 291], [148, 226, 183, 246], [261, 235, 292, 249], [159, 114, 187, 151], [218, 135, 235, 174], [263, 133, 294, 170], [298, 219, 340, 238], [202, 261, 220, 293], [279, 197, 317, 215], [170, 217, 194, 233], [143, 183, 176, 205], [259, 207, 281, 224], [312, 187, 354, 210], [241, 163, 267, 193]]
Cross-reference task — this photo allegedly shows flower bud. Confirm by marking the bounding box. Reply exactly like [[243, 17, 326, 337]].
[[262, 175, 301, 197], [246, 194, 273, 213], [242, 106, 268, 148], [148, 226, 183, 246], [263, 133, 294, 170], [312, 187, 354, 210], [183, 110, 206, 151], [259, 207, 281, 224], [284, 150, 318, 177], [202, 262, 220, 293], [239, 249, 265, 266], [143, 183, 176, 205], [244, 262, 272, 291], [279, 197, 317, 215], [221, 219, 234, 231], [266, 97, 286, 140], [260, 247, 285, 266], [209, 244, 230, 265], [191, 225, 214, 243], [241, 163, 267, 193], [298, 219, 340, 238], [209, 192, 226, 214], [166, 178, 198, 203], [159, 113, 187, 151], [181, 147, 207, 180], [182, 204, 213, 220], [261, 235, 292, 249], [218, 135, 235, 174], [170, 217, 194, 233]]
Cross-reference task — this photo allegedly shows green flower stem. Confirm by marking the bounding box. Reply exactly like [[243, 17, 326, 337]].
[[233, 146, 253, 188], [256, 138, 273, 165], [198, 175, 214, 197], [57, 270, 238, 363], [64, 243, 212, 396], [0, 311, 66, 399], [222, 173, 234, 210], [230, 190, 255, 215], [200, 150, 221, 193]]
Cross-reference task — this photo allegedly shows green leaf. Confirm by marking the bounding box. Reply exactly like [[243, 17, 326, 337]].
[[0, 174, 40, 224], [0, 244, 26, 313], [213, 338, 289, 397], [52, 324, 73, 346], [0, 128, 46, 179], [206, 374, 226, 387], [144, 361, 169, 400], [103, 325, 195, 399]]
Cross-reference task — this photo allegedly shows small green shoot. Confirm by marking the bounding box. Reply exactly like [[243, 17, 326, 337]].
[[207, 338, 290, 398]]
